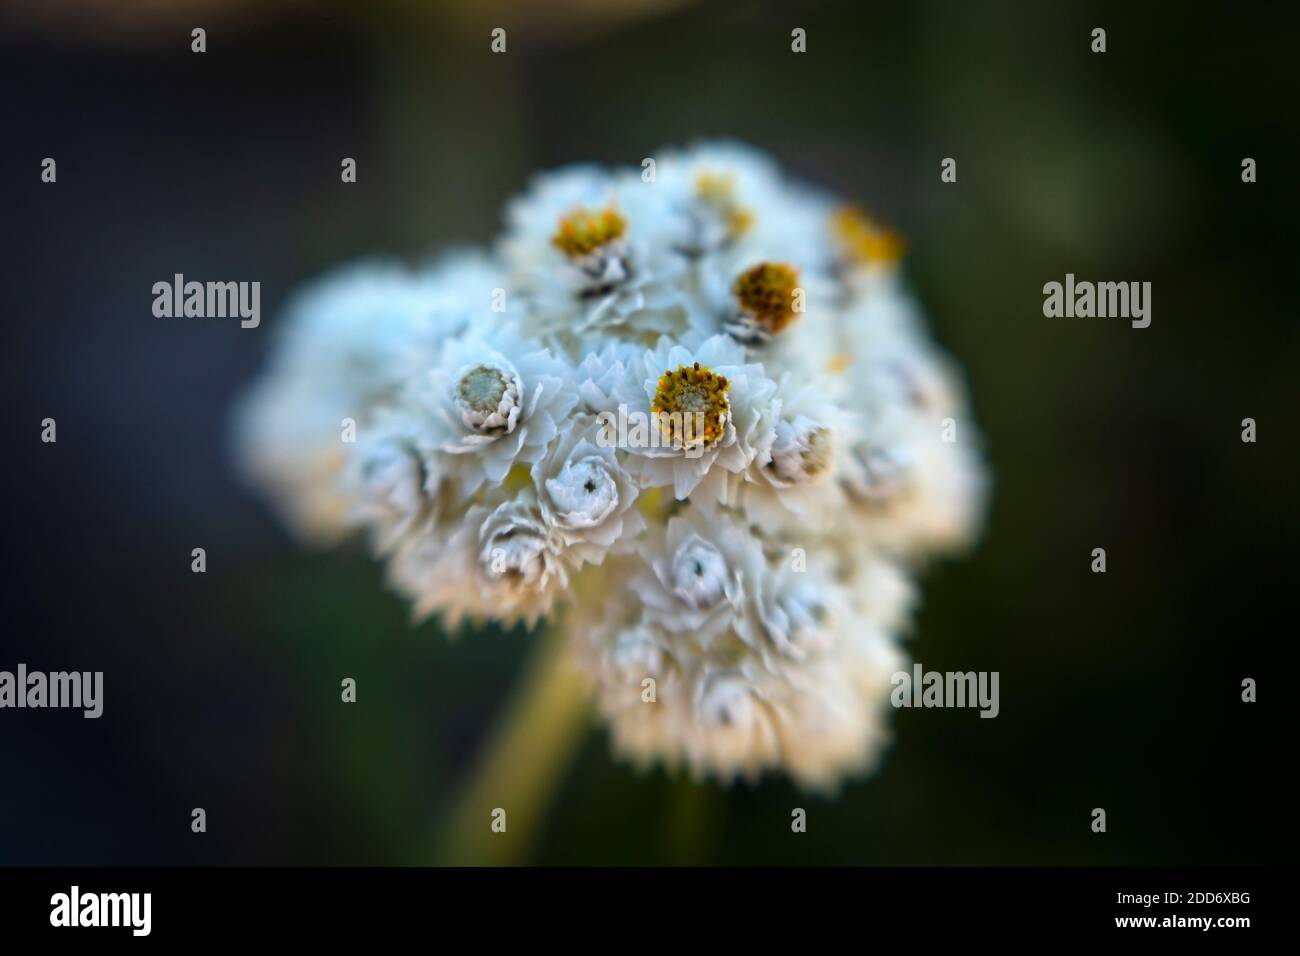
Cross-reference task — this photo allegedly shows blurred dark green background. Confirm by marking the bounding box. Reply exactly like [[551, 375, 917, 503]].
[[2, 0, 1294, 865]]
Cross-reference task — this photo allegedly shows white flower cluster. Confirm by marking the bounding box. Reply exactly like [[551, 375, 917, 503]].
[[234, 142, 986, 792]]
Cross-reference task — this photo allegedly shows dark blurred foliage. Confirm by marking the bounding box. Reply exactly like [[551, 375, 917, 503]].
[[1, 0, 1295, 865]]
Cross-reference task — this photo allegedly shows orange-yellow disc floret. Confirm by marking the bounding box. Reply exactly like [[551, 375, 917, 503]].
[[832, 205, 905, 266], [551, 207, 628, 258], [651, 361, 731, 448], [732, 261, 801, 335], [695, 171, 754, 238]]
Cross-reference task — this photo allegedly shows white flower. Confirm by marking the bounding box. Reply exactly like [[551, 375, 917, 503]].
[[686, 667, 782, 782], [500, 166, 692, 343], [735, 552, 841, 667], [340, 412, 445, 555], [584, 602, 906, 791], [630, 509, 749, 643], [233, 260, 446, 543], [613, 334, 779, 502], [410, 321, 579, 496], [679, 596, 904, 791], [531, 414, 645, 567], [235, 142, 988, 793], [267, 260, 448, 395], [769, 415, 834, 484], [388, 489, 567, 629], [842, 405, 987, 555], [630, 507, 858, 670], [729, 373, 855, 534], [836, 278, 966, 415], [656, 141, 831, 270], [828, 204, 909, 291], [480, 495, 568, 597], [397, 251, 513, 376], [818, 277, 987, 555], [572, 339, 645, 414], [582, 610, 689, 774]]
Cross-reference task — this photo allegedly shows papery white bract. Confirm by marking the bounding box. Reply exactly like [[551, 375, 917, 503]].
[[234, 141, 987, 791], [232, 259, 457, 544]]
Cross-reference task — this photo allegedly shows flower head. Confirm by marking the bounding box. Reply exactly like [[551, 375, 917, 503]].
[[832, 205, 905, 270], [652, 362, 731, 451], [410, 321, 578, 496], [501, 166, 691, 342], [233, 260, 452, 543], [234, 141, 987, 793], [551, 206, 628, 259], [727, 261, 802, 342], [610, 334, 778, 502], [531, 415, 644, 567]]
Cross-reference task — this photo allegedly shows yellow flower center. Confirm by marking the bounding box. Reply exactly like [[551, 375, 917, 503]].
[[695, 171, 754, 238], [832, 205, 905, 265], [802, 427, 834, 476], [552, 207, 627, 258], [694, 171, 733, 204], [825, 353, 852, 374], [652, 362, 730, 448], [732, 262, 801, 335]]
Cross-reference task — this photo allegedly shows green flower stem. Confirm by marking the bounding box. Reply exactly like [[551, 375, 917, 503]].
[[436, 630, 591, 865]]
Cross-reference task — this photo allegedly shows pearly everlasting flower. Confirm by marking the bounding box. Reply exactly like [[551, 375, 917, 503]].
[[233, 142, 987, 792], [829, 204, 908, 288], [656, 142, 833, 272], [342, 415, 433, 554], [500, 166, 692, 344], [581, 561, 908, 791], [612, 334, 779, 502], [531, 414, 645, 568], [629, 509, 754, 643], [409, 320, 579, 497], [829, 288, 987, 555], [726, 373, 856, 535], [396, 251, 514, 378], [233, 260, 456, 543], [387, 490, 568, 630], [842, 404, 987, 556]]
